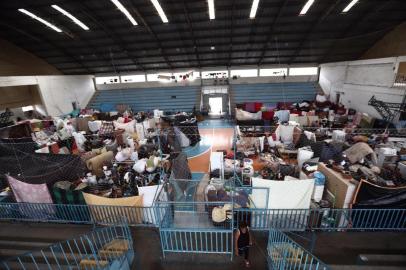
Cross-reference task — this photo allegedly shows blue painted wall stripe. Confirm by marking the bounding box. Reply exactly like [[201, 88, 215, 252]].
[[88, 82, 317, 112], [88, 86, 200, 112], [231, 82, 317, 105]]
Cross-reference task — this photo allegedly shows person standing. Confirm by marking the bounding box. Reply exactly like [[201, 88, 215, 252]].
[[235, 221, 253, 267]]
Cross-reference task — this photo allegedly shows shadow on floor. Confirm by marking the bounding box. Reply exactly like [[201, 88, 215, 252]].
[[131, 228, 268, 270]]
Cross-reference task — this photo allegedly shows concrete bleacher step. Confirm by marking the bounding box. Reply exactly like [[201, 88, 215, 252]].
[[162, 252, 232, 264], [357, 254, 406, 266], [1, 239, 129, 269], [2, 262, 79, 270], [330, 265, 406, 270]]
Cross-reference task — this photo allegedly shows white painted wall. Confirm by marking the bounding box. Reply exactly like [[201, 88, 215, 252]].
[[0, 75, 95, 116], [36, 76, 95, 116], [319, 56, 406, 120]]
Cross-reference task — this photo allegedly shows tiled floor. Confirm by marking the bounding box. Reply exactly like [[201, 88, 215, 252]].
[[188, 127, 234, 173]]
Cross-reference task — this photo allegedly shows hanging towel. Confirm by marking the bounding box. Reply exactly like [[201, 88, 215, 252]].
[[7, 175, 53, 203]]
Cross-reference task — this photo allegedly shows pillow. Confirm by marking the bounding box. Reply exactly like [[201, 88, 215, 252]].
[[316, 94, 327, 103], [133, 159, 147, 173], [235, 108, 262, 121], [113, 120, 135, 133], [115, 148, 132, 162], [88, 120, 102, 132], [212, 207, 226, 223]]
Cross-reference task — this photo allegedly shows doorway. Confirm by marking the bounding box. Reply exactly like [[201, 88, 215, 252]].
[[208, 97, 223, 115]]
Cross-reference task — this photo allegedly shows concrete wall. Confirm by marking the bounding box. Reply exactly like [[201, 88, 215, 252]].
[[0, 75, 95, 116], [36, 76, 96, 116], [319, 56, 406, 119], [0, 85, 42, 110], [0, 39, 61, 76], [362, 22, 406, 60]]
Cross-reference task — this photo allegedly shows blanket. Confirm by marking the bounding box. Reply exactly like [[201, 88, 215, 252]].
[[7, 175, 53, 203], [252, 178, 314, 209], [235, 109, 262, 121], [86, 151, 114, 177], [83, 192, 143, 224]]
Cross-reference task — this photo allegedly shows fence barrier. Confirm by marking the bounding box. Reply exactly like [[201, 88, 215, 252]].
[[1, 222, 134, 270], [160, 229, 233, 257], [0, 202, 160, 227], [235, 208, 406, 231], [268, 229, 329, 270], [1, 203, 405, 232]]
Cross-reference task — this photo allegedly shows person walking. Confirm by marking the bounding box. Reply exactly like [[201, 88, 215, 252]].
[[235, 221, 253, 267]]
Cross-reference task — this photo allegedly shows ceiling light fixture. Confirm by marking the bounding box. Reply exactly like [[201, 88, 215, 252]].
[[18, 9, 62, 32], [208, 0, 215, 20], [110, 0, 138, 26], [150, 0, 168, 23], [342, 0, 359, 13], [299, 0, 315, 15], [51, 5, 89, 30], [249, 0, 260, 19]]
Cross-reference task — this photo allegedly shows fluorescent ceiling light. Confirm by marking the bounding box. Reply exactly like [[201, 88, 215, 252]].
[[51, 5, 89, 30], [110, 0, 138, 26], [208, 0, 215, 20], [150, 0, 168, 23], [299, 0, 315, 15], [342, 0, 359, 13], [18, 9, 62, 32], [249, 0, 260, 19]]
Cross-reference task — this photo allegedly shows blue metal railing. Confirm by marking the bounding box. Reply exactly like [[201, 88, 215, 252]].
[[160, 229, 233, 257], [1, 222, 133, 270], [1, 203, 405, 232], [0, 202, 161, 227], [235, 208, 406, 231], [268, 229, 329, 270]]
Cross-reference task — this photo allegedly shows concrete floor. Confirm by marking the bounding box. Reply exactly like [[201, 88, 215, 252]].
[[131, 228, 268, 270], [289, 231, 406, 266], [1, 222, 406, 270]]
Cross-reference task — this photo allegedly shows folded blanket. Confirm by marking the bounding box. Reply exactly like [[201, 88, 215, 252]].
[[235, 108, 262, 121], [83, 192, 143, 224], [86, 151, 114, 176]]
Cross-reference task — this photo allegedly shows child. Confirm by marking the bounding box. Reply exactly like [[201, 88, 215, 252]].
[[235, 221, 253, 267]]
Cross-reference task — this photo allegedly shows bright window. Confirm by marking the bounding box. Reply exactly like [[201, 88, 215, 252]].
[[173, 71, 198, 81], [259, 68, 288, 77], [95, 76, 120, 84], [146, 73, 172, 82], [121, 74, 146, 83], [201, 70, 228, 79], [22, 105, 34, 112], [230, 69, 258, 78], [289, 67, 318, 76], [202, 86, 228, 94]]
